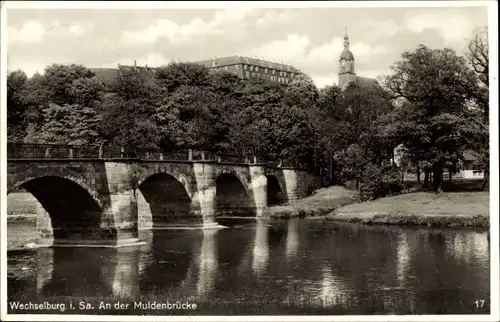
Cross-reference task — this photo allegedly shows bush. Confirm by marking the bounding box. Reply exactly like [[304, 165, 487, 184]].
[[359, 163, 403, 201]]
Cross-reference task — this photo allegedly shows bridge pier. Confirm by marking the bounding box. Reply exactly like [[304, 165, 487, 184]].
[[192, 162, 222, 228], [249, 164, 268, 217], [282, 168, 308, 201], [99, 162, 141, 246], [36, 203, 54, 247]]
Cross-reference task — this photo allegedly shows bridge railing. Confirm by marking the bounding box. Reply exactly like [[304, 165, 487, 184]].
[[134, 148, 191, 161], [7, 143, 101, 159], [7, 143, 307, 168], [216, 154, 249, 164]]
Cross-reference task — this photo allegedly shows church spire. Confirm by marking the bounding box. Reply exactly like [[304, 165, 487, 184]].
[[338, 27, 356, 90], [343, 27, 350, 50]]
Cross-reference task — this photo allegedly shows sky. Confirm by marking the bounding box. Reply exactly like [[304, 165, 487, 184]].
[[5, 2, 490, 89]]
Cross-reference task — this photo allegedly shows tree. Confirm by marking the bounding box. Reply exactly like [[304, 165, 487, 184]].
[[466, 27, 488, 87], [42, 64, 97, 105], [36, 103, 102, 145], [68, 76, 104, 106], [7, 70, 28, 142], [155, 62, 212, 96], [155, 85, 228, 151], [283, 73, 320, 109], [384, 45, 480, 192], [228, 78, 285, 157], [22, 72, 49, 125], [466, 27, 489, 190]]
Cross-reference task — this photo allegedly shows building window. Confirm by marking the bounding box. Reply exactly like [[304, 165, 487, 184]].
[[272, 70, 276, 75], [235, 65, 240, 69], [224, 66, 228, 70], [250, 66, 254, 71], [265, 68, 268, 73], [246, 71, 250, 77], [256, 66, 259, 72], [244, 65, 248, 70]]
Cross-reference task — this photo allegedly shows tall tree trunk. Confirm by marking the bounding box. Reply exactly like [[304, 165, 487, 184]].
[[417, 166, 421, 184], [481, 170, 489, 191], [330, 152, 334, 185], [448, 168, 452, 183], [423, 170, 429, 188], [432, 163, 443, 193]]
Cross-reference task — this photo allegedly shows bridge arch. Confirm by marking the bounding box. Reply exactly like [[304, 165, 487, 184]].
[[267, 175, 285, 206], [9, 175, 105, 245], [215, 167, 252, 196], [137, 167, 194, 200], [138, 172, 200, 227], [8, 169, 101, 207], [215, 172, 256, 218]]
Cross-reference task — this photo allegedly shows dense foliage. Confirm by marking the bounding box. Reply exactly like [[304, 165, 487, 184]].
[[7, 28, 489, 199]]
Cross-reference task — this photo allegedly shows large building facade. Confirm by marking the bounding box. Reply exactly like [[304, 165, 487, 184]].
[[90, 56, 303, 90], [194, 56, 302, 84], [338, 32, 378, 90]]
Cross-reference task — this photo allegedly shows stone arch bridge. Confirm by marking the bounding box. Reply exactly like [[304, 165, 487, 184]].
[[7, 144, 321, 247]]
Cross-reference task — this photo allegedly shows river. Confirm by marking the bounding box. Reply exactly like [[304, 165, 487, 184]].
[[7, 218, 490, 315]]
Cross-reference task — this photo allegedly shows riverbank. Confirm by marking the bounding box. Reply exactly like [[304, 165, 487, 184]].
[[263, 186, 357, 219], [327, 191, 489, 229], [7, 218, 37, 251], [6, 192, 37, 216]]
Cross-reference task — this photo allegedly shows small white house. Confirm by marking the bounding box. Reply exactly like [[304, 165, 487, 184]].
[[458, 150, 484, 179]]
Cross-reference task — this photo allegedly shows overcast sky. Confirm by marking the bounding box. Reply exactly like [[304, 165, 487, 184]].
[[6, 3, 489, 88]]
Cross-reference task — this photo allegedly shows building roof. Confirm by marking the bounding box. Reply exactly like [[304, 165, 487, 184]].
[[89, 68, 120, 87], [339, 49, 354, 61], [194, 55, 302, 73], [356, 76, 379, 88], [90, 65, 157, 88], [91, 56, 302, 88]]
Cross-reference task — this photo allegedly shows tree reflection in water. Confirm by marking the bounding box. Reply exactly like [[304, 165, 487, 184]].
[[8, 220, 491, 315]]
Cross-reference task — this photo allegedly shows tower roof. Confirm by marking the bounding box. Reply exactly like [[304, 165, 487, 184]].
[[340, 28, 354, 61], [340, 50, 354, 61]]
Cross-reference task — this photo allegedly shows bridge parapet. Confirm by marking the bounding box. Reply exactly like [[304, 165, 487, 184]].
[[7, 143, 308, 170], [8, 143, 101, 159]]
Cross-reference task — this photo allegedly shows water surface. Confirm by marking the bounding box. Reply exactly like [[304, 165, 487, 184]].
[[7, 218, 491, 315]]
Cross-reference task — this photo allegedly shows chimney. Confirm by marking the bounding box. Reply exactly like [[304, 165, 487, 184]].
[[134, 60, 137, 67]]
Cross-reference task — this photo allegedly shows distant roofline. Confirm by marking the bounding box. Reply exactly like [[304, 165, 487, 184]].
[[89, 56, 302, 73], [192, 55, 302, 73]]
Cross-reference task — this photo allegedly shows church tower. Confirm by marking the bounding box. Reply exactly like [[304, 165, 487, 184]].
[[338, 29, 356, 90]]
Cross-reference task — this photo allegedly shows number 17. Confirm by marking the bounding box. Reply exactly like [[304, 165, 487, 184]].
[[475, 300, 485, 308]]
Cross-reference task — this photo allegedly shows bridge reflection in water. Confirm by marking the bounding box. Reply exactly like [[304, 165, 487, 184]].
[[8, 219, 491, 315]]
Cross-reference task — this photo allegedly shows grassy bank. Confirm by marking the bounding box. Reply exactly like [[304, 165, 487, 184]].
[[263, 186, 357, 219], [7, 192, 37, 216], [328, 191, 489, 228]]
